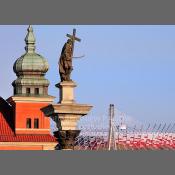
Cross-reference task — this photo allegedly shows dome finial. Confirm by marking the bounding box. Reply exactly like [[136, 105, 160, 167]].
[[25, 25, 36, 53]]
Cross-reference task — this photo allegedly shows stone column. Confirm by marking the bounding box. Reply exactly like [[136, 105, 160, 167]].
[[42, 80, 92, 150], [54, 130, 80, 150], [56, 81, 77, 104]]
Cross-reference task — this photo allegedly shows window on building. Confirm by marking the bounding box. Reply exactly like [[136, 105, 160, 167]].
[[26, 118, 31, 128], [34, 118, 39, 129], [26, 88, 31, 95], [35, 88, 39, 95]]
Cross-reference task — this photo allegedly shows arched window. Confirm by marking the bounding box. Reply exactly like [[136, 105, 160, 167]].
[[35, 88, 39, 95], [34, 118, 39, 128], [26, 88, 31, 95], [26, 118, 31, 128]]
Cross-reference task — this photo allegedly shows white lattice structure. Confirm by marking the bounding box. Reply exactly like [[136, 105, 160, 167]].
[[74, 105, 175, 150]]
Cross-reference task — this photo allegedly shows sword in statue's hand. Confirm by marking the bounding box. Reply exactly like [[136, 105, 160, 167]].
[[73, 55, 85, 59]]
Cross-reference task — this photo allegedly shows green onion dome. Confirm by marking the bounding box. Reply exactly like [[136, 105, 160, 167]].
[[13, 25, 49, 76]]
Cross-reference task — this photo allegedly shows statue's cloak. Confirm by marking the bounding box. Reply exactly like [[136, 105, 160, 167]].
[[59, 41, 73, 81]]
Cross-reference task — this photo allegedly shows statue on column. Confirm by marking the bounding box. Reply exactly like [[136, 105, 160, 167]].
[[58, 29, 81, 82], [59, 39, 73, 81]]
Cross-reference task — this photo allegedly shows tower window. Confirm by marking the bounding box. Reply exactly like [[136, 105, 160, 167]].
[[34, 118, 39, 129], [26, 88, 31, 94], [35, 88, 39, 95], [26, 118, 31, 128]]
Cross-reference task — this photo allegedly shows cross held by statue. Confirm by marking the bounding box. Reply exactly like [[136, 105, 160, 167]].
[[66, 29, 81, 55], [67, 29, 81, 43]]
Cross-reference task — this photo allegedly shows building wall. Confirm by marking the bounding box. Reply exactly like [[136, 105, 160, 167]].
[[14, 102, 51, 134], [0, 142, 57, 150]]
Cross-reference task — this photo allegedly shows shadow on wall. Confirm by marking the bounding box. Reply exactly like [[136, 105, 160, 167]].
[[0, 96, 15, 134]]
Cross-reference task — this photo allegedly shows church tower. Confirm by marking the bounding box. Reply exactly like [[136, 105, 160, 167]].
[[13, 25, 49, 96], [7, 26, 55, 135]]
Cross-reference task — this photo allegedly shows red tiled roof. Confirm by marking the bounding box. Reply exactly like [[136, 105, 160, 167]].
[[0, 113, 14, 135], [0, 134, 57, 142]]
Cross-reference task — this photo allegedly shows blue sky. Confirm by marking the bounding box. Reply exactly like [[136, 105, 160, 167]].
[[0, 25, 175, 125]]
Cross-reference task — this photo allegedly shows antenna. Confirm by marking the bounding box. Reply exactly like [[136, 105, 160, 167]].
[[108, 104, 116, 150]]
